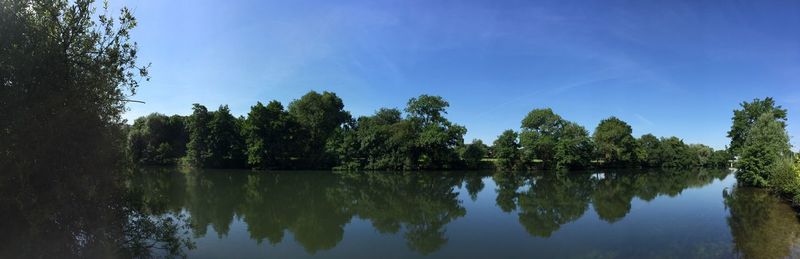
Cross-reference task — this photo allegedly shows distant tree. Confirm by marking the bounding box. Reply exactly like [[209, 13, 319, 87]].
[[637, 134, 662, 167], [460, 139, 488, 169], [326, 118, 361, 170], [243, 101, 295, 169], [592, 117, 637, 166], [658, 137, 691, 168], [736, 112, 792, 187], [128, 113, 188, 165], [519, 108, 564, 169], [185, 104, 212, 167], [406, 95, 466, 169], [207, 105, 246, 168], [493, 130, 521, 170], [553, 122, 593, 170], [709, 149, 733, 168], [353, 108, 411, 170], [288, 91, 350, 166], [688, 144, 714, 168], [727, 97, 787, 156]]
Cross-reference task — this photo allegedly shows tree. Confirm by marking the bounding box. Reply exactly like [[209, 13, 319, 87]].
[[353, 108, 411, 170], [709, 149, 732, 168], [207, 105, 246, 168], [243, 101, 294, 169], [736, 112, 791, 187], [727, 97, 787, 156], [127, 113, 188, 165], [592, 117, 637, 167], [637, 134, 662, 167], [659, 137, 691, 168], [185, 104, 212, 167], [460, 139, 488, 169], [519, 108, 564, 168], [406, 95, 466, 169], [405, 95, 449, 126], [0, 0, 192, 256], [288, 91, 350, 166], [553, 122, 593, 170], [493, 130, 521, 170], [688, 144, 714, 168]]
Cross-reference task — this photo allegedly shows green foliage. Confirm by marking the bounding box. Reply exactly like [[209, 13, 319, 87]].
[[736, 112, 791, 187], [592, 117, 637, 166], [405, 95, 450, 125], [553, 122, 593, 170], [727, 97, 787, 156], [493, 130, 521, 170], [688, 144, 714, 168], [659, 137, 692, 168], [207, 105, 246, 168], [406, 95, 467, 169], [637, 134, 662, 167], [519, 108, 564, 168], [709, 149, 732, 168], [288, 91, 351, 166], [0, 0, 192, 257], [242, 101, 295, 169], [769, 157, 800, 200], [333, 95, 466, 170], [185, 104, 212, 167], [460, 139, 488, 169], [354, 108, 415, 170], [127, 113, 188, 165], [136, 100, 737, 173]]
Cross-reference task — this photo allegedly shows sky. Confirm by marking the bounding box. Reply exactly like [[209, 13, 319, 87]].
[[111, 0, 800, 150]]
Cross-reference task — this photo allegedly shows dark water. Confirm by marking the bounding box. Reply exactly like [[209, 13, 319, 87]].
[[130, 169, 800, 258]]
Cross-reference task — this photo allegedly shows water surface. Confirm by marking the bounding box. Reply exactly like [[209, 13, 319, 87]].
[[130, 169, 800, 258]]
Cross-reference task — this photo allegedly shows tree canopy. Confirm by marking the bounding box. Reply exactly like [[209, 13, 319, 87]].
[[727, 97, 787, 156], [592, 117, 637, 166]]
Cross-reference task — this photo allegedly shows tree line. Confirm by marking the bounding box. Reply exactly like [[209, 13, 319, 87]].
[[491, 108, 732, 170], [128, 92, 470, 170], [127, 92, 735, 171]]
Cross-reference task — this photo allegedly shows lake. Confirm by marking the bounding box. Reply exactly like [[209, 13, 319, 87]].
[[130, 168, 800, 258]]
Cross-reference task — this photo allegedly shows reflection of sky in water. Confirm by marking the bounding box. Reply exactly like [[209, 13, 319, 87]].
[[138, 170, 797, 259]]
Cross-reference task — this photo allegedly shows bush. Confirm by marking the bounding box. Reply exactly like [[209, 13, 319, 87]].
[[769, 157, 800, 197]]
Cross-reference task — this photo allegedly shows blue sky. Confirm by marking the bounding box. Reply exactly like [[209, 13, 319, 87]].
[[114, 0, 800, 150]]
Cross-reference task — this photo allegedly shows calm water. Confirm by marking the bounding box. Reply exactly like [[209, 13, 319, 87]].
[[130, 169, 800, 258]]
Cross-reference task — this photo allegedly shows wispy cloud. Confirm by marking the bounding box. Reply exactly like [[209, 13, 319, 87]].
[[633, 113, 654, 126]]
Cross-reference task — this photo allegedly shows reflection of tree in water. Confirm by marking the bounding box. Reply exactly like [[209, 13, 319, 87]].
[[128, 167, 189, 214], [178, 171, 352, 253], [592, 169, 728, 223], [464, 172, 486, 201], [184, 171, 248, 238], [725, 186, 800, 259], [494, 169, 730, 237], [591, 173, 635, 223], [517, 173, 592, 237], [134, 170, 470, 255], [493, 173, 525, 212], [335, 172, 467, 255]]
